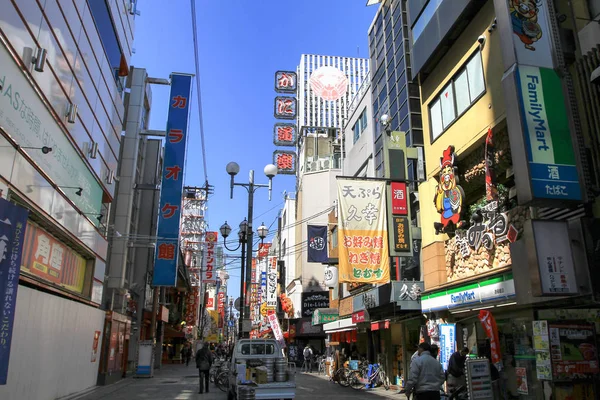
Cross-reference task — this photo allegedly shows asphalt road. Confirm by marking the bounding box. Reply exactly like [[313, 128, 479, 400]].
[[68, 365, 408, 400]]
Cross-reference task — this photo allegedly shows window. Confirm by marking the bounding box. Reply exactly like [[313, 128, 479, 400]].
[[352, 108, 368, 144], [87, 0, 124, 86], [282, 239, 286, 257], [428, 51, 486, 141], [239, 343, 275, 356], [411, 0, 443, 43]]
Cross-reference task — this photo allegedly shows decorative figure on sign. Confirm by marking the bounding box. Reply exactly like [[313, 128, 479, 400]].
[[280, 293, 294, 318], [509, 0, 543, 51], [433, 146, 465, 234]]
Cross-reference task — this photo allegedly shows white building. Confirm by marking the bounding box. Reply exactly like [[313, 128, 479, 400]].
[[343, 79, 375, 177]]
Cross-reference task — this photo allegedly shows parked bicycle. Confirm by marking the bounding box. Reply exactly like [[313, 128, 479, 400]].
[[316, 355, 326, 375], [209, 358, 229, 383], [215, 369, 230, 393], [329, 367, 351, 387], [348, 363, 390, 390]]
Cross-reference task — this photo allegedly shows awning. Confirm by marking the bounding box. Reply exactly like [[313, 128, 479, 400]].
[[312, 308, 339, 325], [323, 317, 356, 333]]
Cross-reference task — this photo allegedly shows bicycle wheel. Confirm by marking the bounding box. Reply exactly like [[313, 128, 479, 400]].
[[380, 371, 390, 390], [348, 370, 364, 390], [216, 371, 229, 392], [338, 368, 351, 387]]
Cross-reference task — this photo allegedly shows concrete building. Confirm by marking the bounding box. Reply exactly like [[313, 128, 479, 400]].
[[0, 0, 135, 398], [411, 0, 600, 398], [343, 80, 375, 177]]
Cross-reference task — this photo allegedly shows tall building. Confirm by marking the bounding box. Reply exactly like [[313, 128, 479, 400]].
[[410, 0, 600, 398], [367, 0, 423, 180], [0, 0, 135, 398], [288, 54, 370, 351]]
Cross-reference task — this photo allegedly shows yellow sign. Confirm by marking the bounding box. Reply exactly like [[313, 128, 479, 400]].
[[337, 178, 390, 284]]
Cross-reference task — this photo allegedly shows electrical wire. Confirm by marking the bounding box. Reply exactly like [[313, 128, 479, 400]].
[[189, 0, 208, 183]]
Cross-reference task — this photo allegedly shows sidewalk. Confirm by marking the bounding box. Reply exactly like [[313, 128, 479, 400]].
[[58, 364, 219, 400], [299, 371, 409, 400]]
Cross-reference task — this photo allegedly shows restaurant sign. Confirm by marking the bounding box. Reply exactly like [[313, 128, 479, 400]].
[[301, 291, 329, 317], [391, 281, 423, 310], [312, 309, 339, 326], [421, 274, 515, 312]]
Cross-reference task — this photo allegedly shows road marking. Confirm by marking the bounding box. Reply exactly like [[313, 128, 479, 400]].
[[297, 386, 315, 392]]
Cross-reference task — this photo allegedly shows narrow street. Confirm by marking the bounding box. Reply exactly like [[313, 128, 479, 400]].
[[67, 365, 409, 400]]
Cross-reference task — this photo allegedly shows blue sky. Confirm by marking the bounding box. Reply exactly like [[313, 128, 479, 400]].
[[132, 1, 378, 299]]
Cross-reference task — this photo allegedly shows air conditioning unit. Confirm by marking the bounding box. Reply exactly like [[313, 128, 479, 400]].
[[310, 161, 318, 171], [320, 159, 330, 170]]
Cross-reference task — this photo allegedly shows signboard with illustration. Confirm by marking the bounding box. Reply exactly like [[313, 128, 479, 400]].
[[433, 146, 465, 234], [532, 320, 552, 380], [549, 323, 599, 380], [508, 0, 554, 68], [337, 178, 390, 283], [20, 221, 87, 294]]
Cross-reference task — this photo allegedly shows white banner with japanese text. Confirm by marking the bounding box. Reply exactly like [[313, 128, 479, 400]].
[[267, 256, 278, 309], [337, 178, 390, 284], [201, 232, 218, 283]]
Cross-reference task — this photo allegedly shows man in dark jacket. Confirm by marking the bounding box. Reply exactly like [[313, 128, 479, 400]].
[[196, 342, 213, 394], [447, 347, 469, 393]]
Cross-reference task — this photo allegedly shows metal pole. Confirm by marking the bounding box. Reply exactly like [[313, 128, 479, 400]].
[[238, 235, 246, 339], [244, 170, 255, 339]]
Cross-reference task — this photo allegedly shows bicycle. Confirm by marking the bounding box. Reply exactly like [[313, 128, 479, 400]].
[[348, 363, 390, 390], [330, 367, 351, 387], [316, 356, 326, 375], [215, 370, 230, 393]]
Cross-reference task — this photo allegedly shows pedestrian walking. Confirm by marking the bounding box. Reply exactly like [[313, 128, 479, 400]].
[[446, 347, 469, 393], [302, 344, 313, 373], [404, 342, 445, 400], [196, 342, 213, 394], [185, 344, 193, 366]]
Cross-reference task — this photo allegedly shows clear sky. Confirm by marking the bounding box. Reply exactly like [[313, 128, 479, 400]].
[[131, 0, 378, 300]]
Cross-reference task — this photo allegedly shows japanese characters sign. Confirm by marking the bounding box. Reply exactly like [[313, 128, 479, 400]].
[[307, 225, 328, 263], [390, 182, 408, 215], [301, 291, 329, 317], [391, 281, 423, 310], [392, 216, 410, 252], [515, 66, 582, 201], [273, 150, 296, 175], [530, 220, 578, 295], [184, 287, 200, 325], [274, 96, 297, 119], [273, 123, 297, 147], [266, 256, 278, 309], [337, 178, 390, 284], [202, 232, 218, 284], [275, 71, 297, 93], [267, 313, 286, 348], [439, 323, 456, 371], [153, 73, 192, 286], [20, 221, 87, 294], [0, 198, 28, 385]]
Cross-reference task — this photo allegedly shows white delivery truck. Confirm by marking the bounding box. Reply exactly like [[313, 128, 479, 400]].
[[227, 339, 296, 400]]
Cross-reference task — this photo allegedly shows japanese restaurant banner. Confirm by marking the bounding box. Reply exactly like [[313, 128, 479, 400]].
[[153, 73, 192, 286], [266, 256, 278, 309], [201, 232, 218, 283], [307, 225, 328, 263], [0, 198, 28, 385], [337, 178, 390, 284], [479, 310, 503, 371]]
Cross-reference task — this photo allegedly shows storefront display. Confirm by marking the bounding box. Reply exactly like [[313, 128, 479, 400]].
[[549, 323, 599, 381]]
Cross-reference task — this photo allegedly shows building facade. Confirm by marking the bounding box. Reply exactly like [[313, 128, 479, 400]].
[[412, 0, 600, 398], [0, 0, 135, 398]]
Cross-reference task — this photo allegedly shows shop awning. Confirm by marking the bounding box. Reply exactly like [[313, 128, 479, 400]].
[[323, 317, 356, 333], [312, 308, 339, 326]]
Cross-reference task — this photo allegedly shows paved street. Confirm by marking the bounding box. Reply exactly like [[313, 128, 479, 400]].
[[65, 364, 409, 400]]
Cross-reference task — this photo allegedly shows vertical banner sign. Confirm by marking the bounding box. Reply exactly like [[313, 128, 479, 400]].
[[485, 128, 498, 201], [266, 256, 278, 309], [516, 66, 582, 201], [153, 73, 192, 286], [390, 182, 408, 215], [217, 289, 225, 328], [0, 198, 28, 385], [508, 0, 554, 69], [439, 323, 456, 371], [337, 178, 390, 284], [478, 310, 503, 371], [268, 313, 286, 348], [202, 232, 218, 283], [307, 225, 328, 263]]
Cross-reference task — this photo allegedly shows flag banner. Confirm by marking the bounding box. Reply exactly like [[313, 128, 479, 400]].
[[337, 178, 390, 284], [307, 225, 328, 263], [479, 310, 503, 371], [0, 198, 28, 385], [266, 256, 278, 309], [201, 232, 218, 283], [485, 128, 498, 201]]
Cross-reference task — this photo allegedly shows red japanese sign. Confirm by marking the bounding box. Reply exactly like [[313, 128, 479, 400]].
[[273, 123, 296, 147], [352, 310, 367, 324], [274, 97, 296, 119], [390, 182, 408, 215], [275, 71, 297, 93], [202, 232, 218, 283], [273, 150, 296, 175], [258, 243, 272, 258], [479, 310, 503, 369]]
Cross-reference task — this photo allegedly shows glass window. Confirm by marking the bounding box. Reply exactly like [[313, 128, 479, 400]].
[[398, 86, 408, 106], [400, 116, 410, 133], [87, 0, 123, 83], [439, 82, 455, 128], [454, 69, 470, 115], [466, 53, 485, 100], [429, 98, 443, 140], [353, 122, 360, 144], [360, 110, 368, 131], [411, 0, 443, 42]]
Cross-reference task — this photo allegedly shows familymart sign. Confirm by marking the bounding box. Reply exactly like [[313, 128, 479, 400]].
[[421, 274, 515, 312], [516, 66, 582, 201]]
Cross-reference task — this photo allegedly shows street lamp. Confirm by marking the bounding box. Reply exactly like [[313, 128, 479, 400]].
[[225, 162, 277, 338]]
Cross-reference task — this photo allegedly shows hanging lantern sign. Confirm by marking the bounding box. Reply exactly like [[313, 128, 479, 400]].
[[324, 266, 338, 288]]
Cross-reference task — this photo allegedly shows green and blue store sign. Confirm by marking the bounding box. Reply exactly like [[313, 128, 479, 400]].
[[421, 274, 515, 312], [516, 65, 582, 201]]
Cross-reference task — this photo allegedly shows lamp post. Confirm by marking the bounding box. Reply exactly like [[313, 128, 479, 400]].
[[223, 162, 277, 338]]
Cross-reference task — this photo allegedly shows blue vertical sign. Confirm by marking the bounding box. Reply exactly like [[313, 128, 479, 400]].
[[152, 74, 193, 286], [0, 198, 29, 384]]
